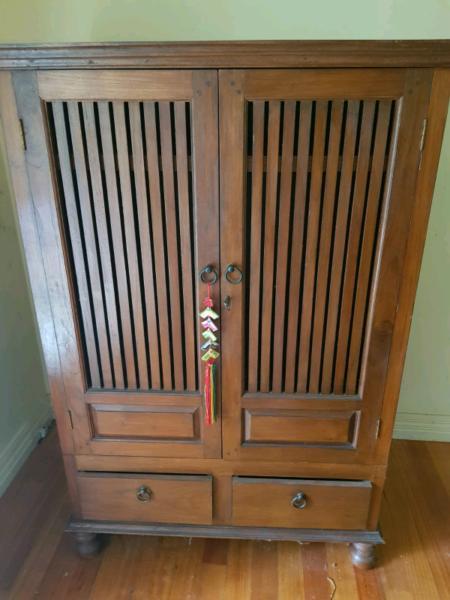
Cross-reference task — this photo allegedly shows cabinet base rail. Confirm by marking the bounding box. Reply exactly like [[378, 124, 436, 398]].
[[67, 517, 383, 568]]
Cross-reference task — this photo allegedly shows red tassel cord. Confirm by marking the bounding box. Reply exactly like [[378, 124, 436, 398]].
[[200, 283, 219, 425]]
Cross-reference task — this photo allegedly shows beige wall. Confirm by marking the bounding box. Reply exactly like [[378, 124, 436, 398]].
[[0, 1, 449, 495], [0, 127, 52, 496]]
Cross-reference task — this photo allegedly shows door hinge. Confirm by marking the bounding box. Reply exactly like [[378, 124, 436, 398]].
[[418, 118, 427, 170], [375, 418, 382, 439], [19, 118, 27, 151], [67, 409, 74, 430]]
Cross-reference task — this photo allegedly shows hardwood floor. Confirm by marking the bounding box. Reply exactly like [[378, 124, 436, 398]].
[[0, 430, 448, 599]]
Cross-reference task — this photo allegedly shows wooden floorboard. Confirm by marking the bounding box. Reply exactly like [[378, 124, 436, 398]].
[[0, 432, 449, 599]]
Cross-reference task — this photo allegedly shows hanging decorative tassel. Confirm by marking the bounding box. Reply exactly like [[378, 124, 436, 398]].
[[200, 282, 219, 425]]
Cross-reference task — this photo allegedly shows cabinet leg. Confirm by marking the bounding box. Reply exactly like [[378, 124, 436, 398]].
[[350, 542, 376, 569], [72, 531, 102, 557]]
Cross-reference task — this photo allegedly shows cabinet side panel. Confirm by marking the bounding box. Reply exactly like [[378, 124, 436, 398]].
[[0, 71, 73, 455]]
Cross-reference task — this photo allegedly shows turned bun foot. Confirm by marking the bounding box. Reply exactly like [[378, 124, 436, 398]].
[[73, 532, 102, 557], [350, 542, 376, 569]]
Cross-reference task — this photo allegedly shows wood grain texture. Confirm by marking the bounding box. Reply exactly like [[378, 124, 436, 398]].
[[1, 433, 449, 599], [0, 73, 74, 455], [231, 477, 371, 529], [221, 68, 416, 465], [7, 69, 222, 459], [1, 40, 450, 70], [374, 69, 450, 465], [38, 70, 194, 100], [77, 473, 213, 524]]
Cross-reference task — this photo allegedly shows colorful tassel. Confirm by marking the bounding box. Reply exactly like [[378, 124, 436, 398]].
[[200, 283, 219, 425]]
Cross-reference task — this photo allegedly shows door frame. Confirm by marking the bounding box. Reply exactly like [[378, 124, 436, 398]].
[[6, 69, 222, 458], [219, 68, 433, 464]]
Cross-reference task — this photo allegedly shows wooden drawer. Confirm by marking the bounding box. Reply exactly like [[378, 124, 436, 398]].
[[77, 473, 212, 524], [232, 477, 372, 529]]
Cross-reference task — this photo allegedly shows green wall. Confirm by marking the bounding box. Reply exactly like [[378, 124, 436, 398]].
[[0, 127, 52, 496], [0, 0, 449, 495], [0, 0, 449, 41]]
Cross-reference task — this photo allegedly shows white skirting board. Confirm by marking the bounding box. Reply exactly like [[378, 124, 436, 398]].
[[394, 412, 450, 442], [0, 407, 54, 497]]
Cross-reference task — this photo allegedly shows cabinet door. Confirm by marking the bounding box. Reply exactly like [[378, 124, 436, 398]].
[[12, 70, 220, 458], [220, 69, 431, 463]]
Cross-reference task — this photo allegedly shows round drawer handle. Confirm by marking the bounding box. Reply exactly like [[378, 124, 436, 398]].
[[291, 492, 308, 509], [136, 485, 152, 503]]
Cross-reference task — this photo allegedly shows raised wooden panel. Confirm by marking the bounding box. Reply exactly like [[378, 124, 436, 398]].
[[38, 70, 194, 100], [232, 477, 372, 529], [77, 473, 212, 524], [89, 404, 200, 441], [243, 409, 359, 447]]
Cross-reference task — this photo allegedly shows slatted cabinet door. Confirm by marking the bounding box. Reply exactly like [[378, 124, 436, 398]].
[[220, 69, 432, 463], [13, 70, 220, 458]]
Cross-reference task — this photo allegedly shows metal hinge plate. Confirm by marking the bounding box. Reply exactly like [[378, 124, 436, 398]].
[[418, 118, 427, 170], [19, 118, 27, 151], [375, 418, 382, 439]]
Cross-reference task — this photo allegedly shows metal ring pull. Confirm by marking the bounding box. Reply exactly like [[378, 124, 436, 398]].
[[200, 265, 218, 285], [136, 485, 152, 503], [225, 264, 243, 285], [291, 492, 308, 509]]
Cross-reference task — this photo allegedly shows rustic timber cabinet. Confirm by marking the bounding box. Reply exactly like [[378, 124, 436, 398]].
[[1, 41, 449, 568]]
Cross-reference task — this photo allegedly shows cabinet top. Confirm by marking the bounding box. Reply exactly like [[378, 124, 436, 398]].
[[0, 40, 450, 70]]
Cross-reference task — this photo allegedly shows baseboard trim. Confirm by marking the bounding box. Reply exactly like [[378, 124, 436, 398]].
[[0, 406, 53, 496], [67, 518, 384, 545], [394, 412, 450, 442]]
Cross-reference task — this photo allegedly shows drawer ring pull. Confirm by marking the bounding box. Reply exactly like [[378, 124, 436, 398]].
[[291, 491, 308, 509], [136, 485, 152, 503]]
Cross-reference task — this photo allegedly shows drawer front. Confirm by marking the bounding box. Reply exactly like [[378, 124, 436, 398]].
[[77, 473, 212, 524], [232, 477, 371, 529]]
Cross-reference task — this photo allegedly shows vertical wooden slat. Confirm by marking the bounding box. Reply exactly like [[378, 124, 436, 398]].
[[346, 101, 393, 393], [112, 102, 149, 389], [271, 101, 296, 392], [297, 101, 328, 392], [284, 102, 312, 393], [82, 102, 124, 388], [259, 101, 281, 392], [51, 102, 100, 388], [333, 101, 376, 393], [98, 102, 137, 389], [308, 101, 344, 392], [159, 102, 184, 390], [129, 101, 161, 389], [174, 102, 197, 391], [67, 102, 113, 388], [320, 101, 360, 393], [247, 101, 265, 392], [143, 102, 173, 390]]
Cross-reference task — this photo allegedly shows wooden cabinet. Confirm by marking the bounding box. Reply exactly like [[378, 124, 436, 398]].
[[1, 41, 449, 569]]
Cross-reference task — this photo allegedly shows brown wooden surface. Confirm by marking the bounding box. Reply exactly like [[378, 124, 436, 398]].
[[5, 69, 222, 459], [0, 73, 74, 456], [231, 477, 371, 529], [219, 68, 430, 465], [374, 69, 450, 464], [243, 409, 359, 446], [1, 40, 450, 70], [1, 431, 449, 598], [89, 404, 200, 441], [77, 473, 213, 524]]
